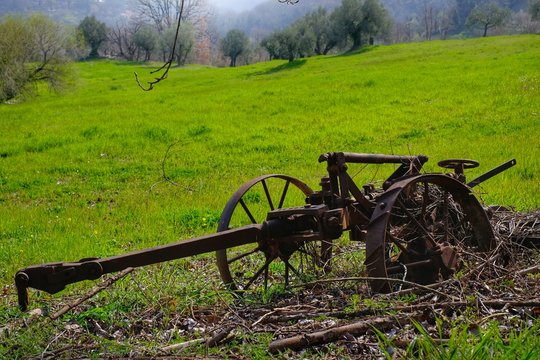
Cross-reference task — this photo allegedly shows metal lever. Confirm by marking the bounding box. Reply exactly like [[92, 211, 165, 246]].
[[467, 159, 517, 188]]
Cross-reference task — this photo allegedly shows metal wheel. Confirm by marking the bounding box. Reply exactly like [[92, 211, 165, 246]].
[[365, 174, 495, 293], [216, 174, 332, 293]]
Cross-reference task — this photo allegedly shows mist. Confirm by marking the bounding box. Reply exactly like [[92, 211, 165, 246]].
[[208, 0, 273, 13]]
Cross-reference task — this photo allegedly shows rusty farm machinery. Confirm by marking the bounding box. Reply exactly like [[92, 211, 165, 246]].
[[15, 152, 517, 311]]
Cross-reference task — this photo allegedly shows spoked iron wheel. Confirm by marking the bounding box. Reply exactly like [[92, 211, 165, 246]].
[[365, 174, 495, 293], [216, 175, 331, 293]]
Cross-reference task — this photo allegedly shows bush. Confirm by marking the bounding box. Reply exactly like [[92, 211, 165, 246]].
[[0, 14, 72, 103]]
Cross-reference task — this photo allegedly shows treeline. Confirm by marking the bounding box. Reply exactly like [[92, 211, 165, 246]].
[[256, 0, 539, 62], [261, 0, 391, 62], [386, 0, 537, 41]]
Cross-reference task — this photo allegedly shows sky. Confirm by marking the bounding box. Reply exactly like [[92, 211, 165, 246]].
[[208, 0, 269, 12]]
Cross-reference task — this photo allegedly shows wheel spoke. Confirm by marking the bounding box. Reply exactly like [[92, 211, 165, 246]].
[[239, 198, 257, 224], [387, 231, 424, 258], [283, 257, 302, 280], [398, 198, 437, 248], [244, 256, 274, 291], [261, 179, 275, 211], [443, 191, 449, 243], [227, 246, 261, 264], [421, 181, 429, 217], [278, 180, 290, 209]]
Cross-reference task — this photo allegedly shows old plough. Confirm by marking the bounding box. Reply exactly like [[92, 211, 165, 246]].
[[15, 152, 516, 310]]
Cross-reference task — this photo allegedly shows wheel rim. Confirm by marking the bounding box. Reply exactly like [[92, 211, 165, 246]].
[[216, 174, 322, 293], [365, 174, 494, 293]]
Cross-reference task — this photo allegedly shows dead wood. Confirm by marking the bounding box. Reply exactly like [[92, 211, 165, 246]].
[[50, 267, 134, 320], [206, 325, 236, 347], [268, 313, 418, 353]]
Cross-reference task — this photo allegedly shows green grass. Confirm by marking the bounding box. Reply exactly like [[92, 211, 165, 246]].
[[0, 35, 539, 358], [376, 319, 540, 359]]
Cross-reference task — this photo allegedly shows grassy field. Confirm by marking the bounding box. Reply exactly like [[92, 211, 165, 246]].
[[0, 35, 539, 358]]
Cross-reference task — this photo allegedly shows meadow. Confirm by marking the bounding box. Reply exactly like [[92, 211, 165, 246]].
[[0, 35, 539, 358]]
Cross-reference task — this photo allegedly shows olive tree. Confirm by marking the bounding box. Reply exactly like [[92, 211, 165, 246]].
[[332, 0, 391, 51], [303, 7, 340, 55], [133, 25, 158, 61], [466, 2, 511, 37], [78, 16, 108, 58], [160, 22, 195, 66], [261, 23, 315, 63], [220, 29, 249, 67], [0, 14, 71, 103]]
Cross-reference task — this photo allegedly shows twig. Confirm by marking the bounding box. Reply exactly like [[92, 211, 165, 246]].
[[40, 329, 67, 359], [517, 265, 540, 275], [49, 268, 134, 320], [161, 338, 205, 352], [252, 305, 317, 327], [161, 326, 235, 354]]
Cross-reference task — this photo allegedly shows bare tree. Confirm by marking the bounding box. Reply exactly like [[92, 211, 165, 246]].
[[109, 21, 142, 61], [422, 2, 435, 40], [436, 6, 454, 40], [137, 0, 206, 33]]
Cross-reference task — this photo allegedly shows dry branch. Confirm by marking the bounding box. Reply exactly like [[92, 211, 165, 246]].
[[50, 267, 134, 320], [268, 313, 418, 353]]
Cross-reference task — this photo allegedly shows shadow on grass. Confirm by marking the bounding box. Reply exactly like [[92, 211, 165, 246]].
[[248, 59, 307, 77], [340, 45, 380, 57]]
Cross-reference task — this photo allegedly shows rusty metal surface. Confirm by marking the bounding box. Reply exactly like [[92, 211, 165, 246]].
[[365, 174, 495, 293], [15, 152, 515, 311]]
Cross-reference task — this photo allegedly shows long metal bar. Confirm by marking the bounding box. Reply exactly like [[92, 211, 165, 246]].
[[467, 159, 517, 188], [16, 224, 263, 310], [100, 224, 262, 274], [342, 152, 427, 164]]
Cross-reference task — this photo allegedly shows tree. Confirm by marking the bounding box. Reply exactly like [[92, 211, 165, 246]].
[[133, 25, 158, 61], [303, 7, 340, 55], [332, 0, 391, 51], [332, 0, 365, 50], [109, 21, 142, 61], [261, 22, 315, 63], [466, 2, 511, 37], [137, 0, 206, 33], [422, 2, 435, 40], [0, 14, 71, 103], [220, 29, 249, 67], [360, 0, 391, 45], [530, 0, 540, 20], [160, 23, 195, 66], [260, 34, 282, 60], [436, 6, 455, 40], [78, 16, 108, 58]]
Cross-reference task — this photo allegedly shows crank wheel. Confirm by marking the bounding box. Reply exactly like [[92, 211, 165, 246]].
[[216, 174, 330, 293], [365, 174, 495, 293]]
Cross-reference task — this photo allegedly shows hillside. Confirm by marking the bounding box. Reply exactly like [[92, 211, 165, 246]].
[[0, 34, 539, 358]]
